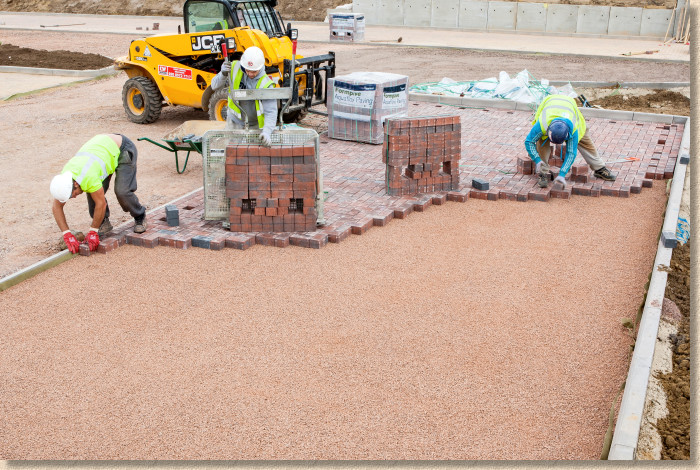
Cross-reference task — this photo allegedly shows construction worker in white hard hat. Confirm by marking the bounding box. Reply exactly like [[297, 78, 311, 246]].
[[211, 46, 278, 146], [50, 134, 147, 254], [525, 94, 616, 189]]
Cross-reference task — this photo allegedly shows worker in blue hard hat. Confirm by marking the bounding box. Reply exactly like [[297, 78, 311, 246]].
[[525, 94, 615, 189]]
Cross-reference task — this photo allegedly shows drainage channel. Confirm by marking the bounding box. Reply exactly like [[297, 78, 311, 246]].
[[0, 94, 690, 460]]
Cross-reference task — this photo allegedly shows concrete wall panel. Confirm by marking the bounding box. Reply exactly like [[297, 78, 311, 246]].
[[404, 0, 431, 27], [516, 3, 546, 33], [545, 4, 579, 33], [432, 0, 459, 28], [608, 7, 642, 36], [487, 2, 517, 31], [458, 1, 489, 30], [640, 8, 673, 38], [375, 0, 404, 26], [576, 6, 610, 35], [351, 1, 378, 25]]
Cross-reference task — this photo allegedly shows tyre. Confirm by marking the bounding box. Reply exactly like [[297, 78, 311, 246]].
[[122, 76, 163, 124], [282, 107, 308, 124], [208, 88, 229, 121]]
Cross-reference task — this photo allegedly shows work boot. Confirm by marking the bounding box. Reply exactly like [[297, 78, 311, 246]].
[[537, 171, 549, 188], [594, 166, 616, 181], [134, 216, 147, 234], [98, 217, 113, 237]]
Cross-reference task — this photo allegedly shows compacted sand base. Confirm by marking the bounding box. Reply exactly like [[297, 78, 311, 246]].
[[0, 185, 666, 460]]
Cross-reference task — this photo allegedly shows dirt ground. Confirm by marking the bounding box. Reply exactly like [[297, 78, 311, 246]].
[[0, 24, 691, 460]]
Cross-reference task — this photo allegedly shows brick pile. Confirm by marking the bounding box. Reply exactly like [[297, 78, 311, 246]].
[[384, 115, 461, 196], [329, 12, 365, 42], [327, 72, 409, 145], [225, 143, 318, 233]]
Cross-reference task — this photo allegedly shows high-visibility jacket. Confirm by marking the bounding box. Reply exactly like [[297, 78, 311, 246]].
[[532, 94, 586, 143], [62, 135, 119, 193], [227, 60, 275, 129]]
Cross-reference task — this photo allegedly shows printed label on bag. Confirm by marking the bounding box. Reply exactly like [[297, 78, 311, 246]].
[[382, 84, 407, 109], [333, 81, 375, 108]]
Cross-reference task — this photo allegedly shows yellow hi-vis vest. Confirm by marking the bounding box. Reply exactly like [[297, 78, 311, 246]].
[[533, 95, 586, 143], [62, 134, 120, 193], [228, 60, 275, 129]]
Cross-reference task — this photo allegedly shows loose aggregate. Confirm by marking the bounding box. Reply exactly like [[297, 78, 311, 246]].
[[0, 184, 667, 459]]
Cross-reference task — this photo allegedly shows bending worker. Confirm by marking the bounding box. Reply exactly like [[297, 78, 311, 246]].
[[524, 94, 616, 188], [211, 46, 278, 146], [50, 134, 147, 254]]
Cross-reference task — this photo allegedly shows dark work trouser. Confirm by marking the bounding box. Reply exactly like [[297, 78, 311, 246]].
[[87, 135, 146, 222]]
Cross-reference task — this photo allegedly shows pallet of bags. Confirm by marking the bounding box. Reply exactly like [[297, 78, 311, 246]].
[[328, 12, 365, 42], [327, 72, 409, 145]]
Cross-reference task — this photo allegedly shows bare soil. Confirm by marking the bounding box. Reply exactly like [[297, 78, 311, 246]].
[[0, 43, 113, 69], [592, 89, 691, 117], [655, 242, 691, 460]]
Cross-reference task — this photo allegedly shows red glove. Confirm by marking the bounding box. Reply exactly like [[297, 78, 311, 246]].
[[86, 229, 100, 251], [63, 231, 80, 254]]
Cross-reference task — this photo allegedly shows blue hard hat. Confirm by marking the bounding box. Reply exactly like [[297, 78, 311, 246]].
[[548, 120, 569, 144]]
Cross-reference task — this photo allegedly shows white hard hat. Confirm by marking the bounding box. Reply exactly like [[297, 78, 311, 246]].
[[50, 172, 74, 203], [240, 46, 265, 72]]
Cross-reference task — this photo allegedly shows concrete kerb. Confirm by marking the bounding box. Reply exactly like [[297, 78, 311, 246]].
[[0, 64, 116, 77], [0, 186, 203, 293], [608, 117, 690, 460]]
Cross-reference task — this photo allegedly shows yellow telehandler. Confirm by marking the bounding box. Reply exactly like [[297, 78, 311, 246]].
[[115, 0, 335, 124]]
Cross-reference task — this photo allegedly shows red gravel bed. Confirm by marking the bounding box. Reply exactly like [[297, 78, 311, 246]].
[[0, 185, 666, 459]]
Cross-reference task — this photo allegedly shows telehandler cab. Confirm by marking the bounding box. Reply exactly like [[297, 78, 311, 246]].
[[115, 0, 335, 124]]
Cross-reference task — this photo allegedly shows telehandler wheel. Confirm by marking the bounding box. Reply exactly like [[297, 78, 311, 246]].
[[283, 108, 308, 124], [122, 76, 163, 124], [208, 89, 229, 121]]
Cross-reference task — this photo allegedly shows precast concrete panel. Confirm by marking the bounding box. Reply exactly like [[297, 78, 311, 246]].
[[487, 2, 517, 31], [404, 0, 431, 27], [352, 1, 378, 25], [375, 1, 404, 26], [545, 4, 578, 33], [640, 9, 673, 38], [576, 6, 610, 35], [516, 3, 546, 33], [458, 1, 488, 30], [608, 7, 642, 36], [432, 0, 459, 28]]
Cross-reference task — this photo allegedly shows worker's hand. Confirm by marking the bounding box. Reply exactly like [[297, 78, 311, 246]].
[[221, 60, 231, 74], [260, 130, 272, 147], [63, 231, 80, 254], [535, 161, 543, 174], [554, 175, 567, 188], [86, 228, 100, 252]]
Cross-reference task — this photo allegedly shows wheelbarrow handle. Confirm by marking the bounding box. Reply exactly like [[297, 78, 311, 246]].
[[137, 137, 174, 152]]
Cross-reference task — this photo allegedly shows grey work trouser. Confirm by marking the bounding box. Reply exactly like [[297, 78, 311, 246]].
[[87, 135, 146, 222], [536, 131, 606, 173]]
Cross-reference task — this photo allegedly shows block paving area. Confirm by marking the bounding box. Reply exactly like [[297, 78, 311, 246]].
[[93, 102, 683, 254]]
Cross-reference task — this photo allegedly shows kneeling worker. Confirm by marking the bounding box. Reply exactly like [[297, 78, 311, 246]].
[[50, 134, 147, 254], [211, 46, 278, 146], [524, 94, 616, 188]]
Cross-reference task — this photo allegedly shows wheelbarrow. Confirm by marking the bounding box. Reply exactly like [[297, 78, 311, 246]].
[[138, 120, 226, 173]]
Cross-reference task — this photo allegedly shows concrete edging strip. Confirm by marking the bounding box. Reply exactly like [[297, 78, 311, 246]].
[[0, 65, 116, 77], [0, 186, 204, 292], [608, 117, 690, 460]]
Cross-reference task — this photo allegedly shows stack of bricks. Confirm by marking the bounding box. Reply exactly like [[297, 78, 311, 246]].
[[225, 143, 318, 233], [327, 72, 409, 145], [328, 12, 365, 42], [383, 115, 461, 196]]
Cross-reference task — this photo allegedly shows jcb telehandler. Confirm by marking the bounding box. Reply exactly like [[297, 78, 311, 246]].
[[115, 0, 335, 124]]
